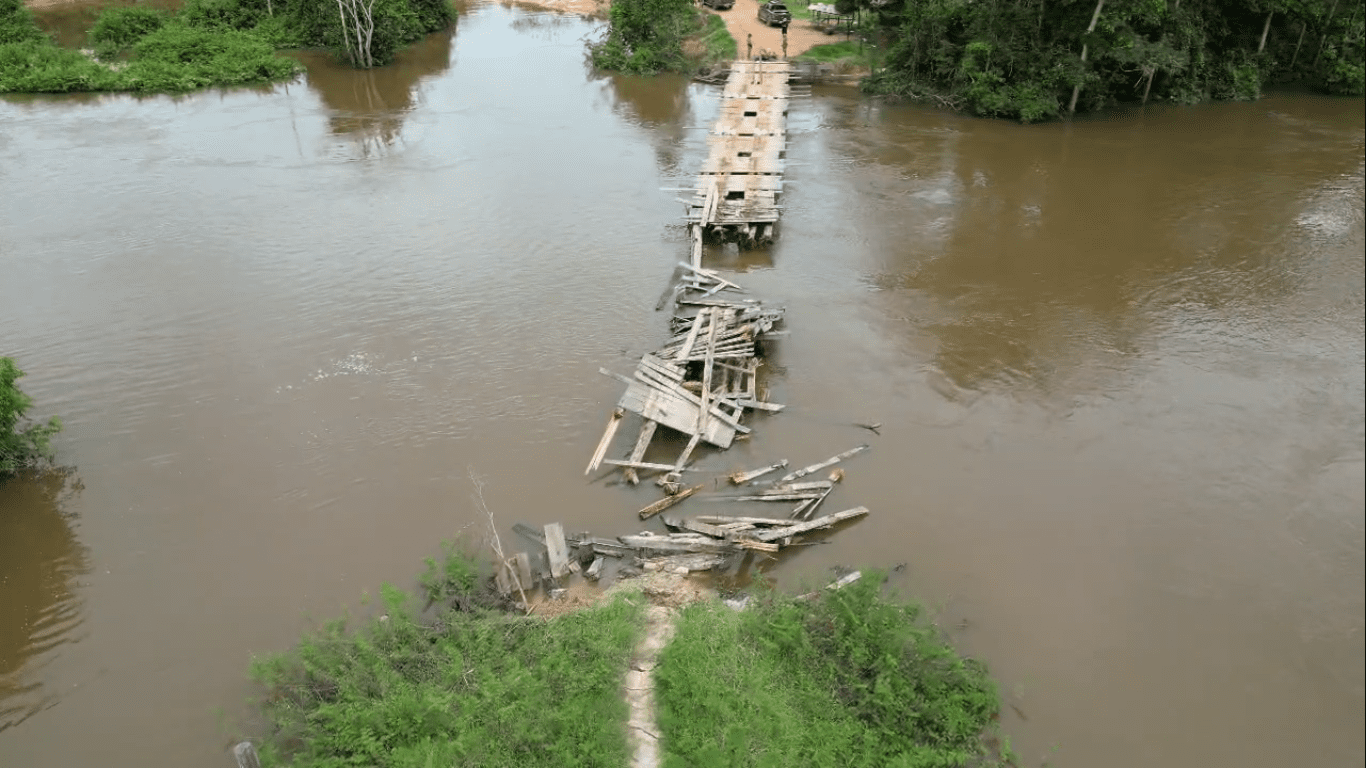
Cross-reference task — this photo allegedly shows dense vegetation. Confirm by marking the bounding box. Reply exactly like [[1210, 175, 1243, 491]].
[[656, 573, 1005, 767], [248, 548, 643, 768], [851, 0, 1365, 121], [0, 0, 453, 94], [0, 357, 61, 476], [589, 0, 732, 74]]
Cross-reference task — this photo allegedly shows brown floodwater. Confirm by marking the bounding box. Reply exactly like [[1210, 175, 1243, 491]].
[[2, 4, 1363, 766]]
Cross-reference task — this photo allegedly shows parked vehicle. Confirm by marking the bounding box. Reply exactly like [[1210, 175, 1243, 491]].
[[757, 1, 791, 26], [702, 0, 734, 10]]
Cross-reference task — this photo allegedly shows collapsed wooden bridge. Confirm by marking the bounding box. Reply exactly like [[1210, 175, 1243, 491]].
[[490, 58, 877, 598]]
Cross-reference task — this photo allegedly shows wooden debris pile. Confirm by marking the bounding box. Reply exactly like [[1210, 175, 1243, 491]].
[[498, 446, 875, 599], [586, 264, 787, 490]]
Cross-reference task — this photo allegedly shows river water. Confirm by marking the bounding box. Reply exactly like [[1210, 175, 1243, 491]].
[[2, 4, 1363, 766]]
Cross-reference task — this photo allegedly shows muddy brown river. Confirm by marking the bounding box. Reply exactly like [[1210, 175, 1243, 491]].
[[2, 4, 1363, 766]]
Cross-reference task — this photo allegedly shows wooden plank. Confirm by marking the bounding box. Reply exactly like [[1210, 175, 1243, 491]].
[[512, 523, 546, 545], [774, 444, 869, 485], [513, 552, 533, 588], [676, 308, 707, 361], [730, 460, 788, 484], [752, 506, 870, 542], [585, 407, 625, 474], [621, 418, 658, 485], [629, 366, 752, 435], [618, 535, 736, 554], [734, 539, 780, 553], [640, 553, 730, 573], [689, 514, 807, 526], [603, 459, 696, 472], [735, 398, 784, 412], [585, 556, 605, 580], [613, 377, 736, 448], [710, 493, 824, 502], [544, 523, 571, 579], [639, 483, 704, 520]]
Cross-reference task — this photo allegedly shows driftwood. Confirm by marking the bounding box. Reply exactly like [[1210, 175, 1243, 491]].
[[730, 460, 788, 484], [638, 484, 704, 520], [773, 444, 869, 485]]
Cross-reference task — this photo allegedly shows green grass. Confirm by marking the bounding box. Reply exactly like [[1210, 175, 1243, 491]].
[[249, 550, 644, 768], [654, 573, 1005, 768], [698, 12, 736, 63]]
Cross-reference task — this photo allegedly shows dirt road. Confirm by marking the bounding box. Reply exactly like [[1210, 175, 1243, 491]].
[[704, 0, 834, 59]]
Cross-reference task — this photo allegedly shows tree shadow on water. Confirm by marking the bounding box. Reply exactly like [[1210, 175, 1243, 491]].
[[296, 30, 455, 157], [0, 469, 89, 735]]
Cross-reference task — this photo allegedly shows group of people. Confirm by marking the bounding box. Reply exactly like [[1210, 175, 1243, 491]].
[[744, 23, 789, 61]]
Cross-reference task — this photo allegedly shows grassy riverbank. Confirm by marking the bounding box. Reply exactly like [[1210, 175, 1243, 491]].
[[245, 547, 1007, 767], [0, 0, 454, 94]]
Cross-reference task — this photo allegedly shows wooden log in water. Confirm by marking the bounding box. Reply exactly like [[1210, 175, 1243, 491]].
[[774, 444, 869, 485], [622, 419, 658, 485], [730, 460, 788, 484], [751, 506, 869, 542], [544, 523, 571, 579], [639, 483, 704, 520], [585, 407, 625, 474]]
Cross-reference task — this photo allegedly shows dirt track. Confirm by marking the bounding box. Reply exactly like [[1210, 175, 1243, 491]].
[[704, 0, 834, 59]]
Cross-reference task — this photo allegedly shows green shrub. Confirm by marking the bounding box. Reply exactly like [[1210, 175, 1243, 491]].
[[1, 0, 46, 45], [589, 0, 697, 74], [121, 24, 301, 91], [0, 38, 122, 92], [1, 358, 62, 475], [656, 573, 1003, 767], [251, 553, 643, 768], [89, 5, 167, 58]]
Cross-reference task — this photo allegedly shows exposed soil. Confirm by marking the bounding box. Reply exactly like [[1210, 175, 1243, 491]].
[[703, 0, 837, 60]]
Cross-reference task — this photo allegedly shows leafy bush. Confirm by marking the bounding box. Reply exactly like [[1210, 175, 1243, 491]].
[[251, 554, 643, 768], [589, 0, 698, 74], [1, 358, 62, 476], [89, 5, 167, 58], [656, 573, 1003, 767], [120, 24, 300, 91], [1, 0, 45, 45], [0, 38, 123, 93]]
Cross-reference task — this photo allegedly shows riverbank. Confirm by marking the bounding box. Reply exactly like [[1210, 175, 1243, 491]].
[[244, 549, 1007, 768]]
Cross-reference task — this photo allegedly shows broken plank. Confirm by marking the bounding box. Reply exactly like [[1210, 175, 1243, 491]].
[[585, 407, 625, 474], [676, 307, 707, 361], [618, 535, 736, 554], [707, 493, 824, 502], [774, 444, 869, 485], [512, 523, 546, 545], [730, 460, 788, 484], [752, 506, 870, 542], [544, 523, 571, 579], [734, 539, 780, 553], [602, 459, 697, 472], [689, 514, 809, 526], [513, 552, 533, 588], [734, 399, 785, 412], [622, 419, 658, 485], [585, 556, 605, 580], [640, 553, 730, 573], [639, 483, 704, 520]]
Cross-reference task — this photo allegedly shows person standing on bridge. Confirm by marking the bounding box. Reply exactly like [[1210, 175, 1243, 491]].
[[779, 20, 789, 59]]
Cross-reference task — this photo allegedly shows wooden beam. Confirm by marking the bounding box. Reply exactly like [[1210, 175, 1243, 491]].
[[585, 407, 625, 474]]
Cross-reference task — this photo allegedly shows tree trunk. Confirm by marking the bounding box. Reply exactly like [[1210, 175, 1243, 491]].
[[1142, 68, 1154, 103], [1314, 0, 1340, 65], [1258, 11, 1272, 53], [1068, 0, 1106, 115], [336, 0, 353, 65], [1290, 22, 1307, 68]]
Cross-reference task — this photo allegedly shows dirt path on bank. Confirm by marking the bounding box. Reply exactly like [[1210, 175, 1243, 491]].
[[704, 0, 833, 60]]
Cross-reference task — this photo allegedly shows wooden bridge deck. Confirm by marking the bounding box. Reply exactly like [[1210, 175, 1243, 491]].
[[686, 60, 791, 244]]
